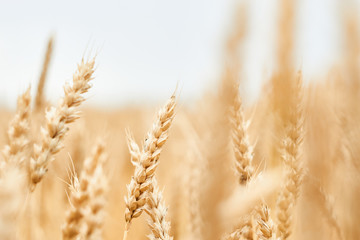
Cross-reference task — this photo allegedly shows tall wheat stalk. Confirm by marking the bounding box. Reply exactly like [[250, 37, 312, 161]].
[[230, 87, 254, 185], [276, 72, 304, 239], [35, 36, 54, 111], [123, 94, 176, 239]]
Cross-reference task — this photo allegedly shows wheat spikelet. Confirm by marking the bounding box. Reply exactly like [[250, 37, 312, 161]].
[[256, 204, 276, 240], [62, 140, 106, 240], [30, 58, 95, 189], [2, 87, 31, 168], [276, 72, 304, 239], [123, 94, 176, 236], [35, 36, 54, 111], [144, 179, 173, 240], [230, 89, 254, 185]]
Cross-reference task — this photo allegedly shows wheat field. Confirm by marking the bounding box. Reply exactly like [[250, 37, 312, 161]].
[[0, 1, 359, 240]]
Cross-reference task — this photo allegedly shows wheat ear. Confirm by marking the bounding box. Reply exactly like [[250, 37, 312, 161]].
[[145, 179, 173, 240], [224, 87, 261, 240], [230, 89, 254, 185], [30, 58, 95, 189], [62, 169, 82, 240], [62, 140, 106, 240], [2, 87, 31, 168], [35, 36, 54, 111], [123, 94, 176, 236], [276, 72, 304, 239]]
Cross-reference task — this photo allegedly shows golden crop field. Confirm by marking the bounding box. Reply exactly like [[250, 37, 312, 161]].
[[0, 1, 358, 240]]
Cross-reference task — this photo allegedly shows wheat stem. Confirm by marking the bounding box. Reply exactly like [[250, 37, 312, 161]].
[[35, 36, 54, 111]]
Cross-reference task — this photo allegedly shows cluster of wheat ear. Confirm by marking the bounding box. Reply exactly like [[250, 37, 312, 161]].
[[1, 1, 360, 240]]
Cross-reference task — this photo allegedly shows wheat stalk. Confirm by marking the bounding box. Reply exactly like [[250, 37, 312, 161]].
[[2, 87, 31, 169], [276, 72, 304, 239], [123, 94, 176, 237], [186, 146, 204, 240], [35, 36, 54, 111], [62, 169, 83, 240], [83, 157, 107, 240], [230, 88, 254, 185], [30, 58, 95, 189], [62, 140, 106, 240]]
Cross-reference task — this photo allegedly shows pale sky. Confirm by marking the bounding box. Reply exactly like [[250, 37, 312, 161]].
[[0, 0, 353, 109]]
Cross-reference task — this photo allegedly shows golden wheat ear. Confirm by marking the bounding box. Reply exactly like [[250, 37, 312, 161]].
[[123, 93, 176, 239], [255, 203, 276, 240], [62, 140, 107, 240], [230, 87, 254, 185], [144, 179, 173, 240], [275, 71, 305, 239], [1, 87, 32, 170], [30, 57, 96, 190]]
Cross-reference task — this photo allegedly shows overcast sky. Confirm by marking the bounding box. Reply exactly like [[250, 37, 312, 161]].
[[0, 0, 354, 109]]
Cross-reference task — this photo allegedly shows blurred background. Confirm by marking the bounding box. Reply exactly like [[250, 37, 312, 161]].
[[2, 1, 360, 240], [0, 0, 353, 109]]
